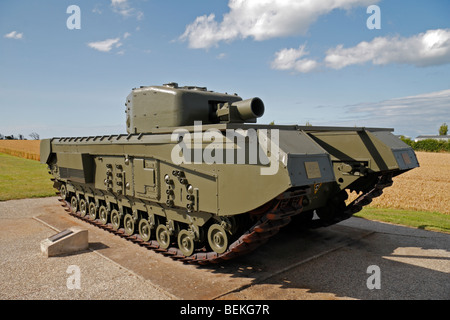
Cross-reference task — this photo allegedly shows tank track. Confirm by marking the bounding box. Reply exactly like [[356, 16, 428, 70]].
[[54, 172, 393, 265], [307, 172, 394, 228], [58, 190, 306, 265], [345, 173, 393, 214]]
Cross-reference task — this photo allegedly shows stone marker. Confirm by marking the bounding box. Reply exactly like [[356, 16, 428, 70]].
[[41, 227, 88, 257]]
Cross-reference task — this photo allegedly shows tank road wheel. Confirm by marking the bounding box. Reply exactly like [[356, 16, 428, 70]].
[[156, 224, 171, 249], [124, 214, 135, 236], [110, 209, 121, 231], [88, 202, 97, 220], [177, 230, 195, 257], [79, 199, 88, 217], [70, 196, 78, 212], [98, 205, 108, 224], [60, 184, 68, 200], [138, 219, 152, 242], [207, 224, 229, 254]]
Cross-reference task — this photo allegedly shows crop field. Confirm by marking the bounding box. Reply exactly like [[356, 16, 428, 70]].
[[348, 152, 450, 215], [0, 140, 40, 161]]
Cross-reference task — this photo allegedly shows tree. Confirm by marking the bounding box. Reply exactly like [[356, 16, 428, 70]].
[[439, 123, 448, 136], [29, 132, 40, 140]]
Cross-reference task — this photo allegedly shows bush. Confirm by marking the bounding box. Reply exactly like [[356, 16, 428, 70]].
[[400, 136, 414, 147], [415, 139, 450, 152], [400, 136, 450, 152]]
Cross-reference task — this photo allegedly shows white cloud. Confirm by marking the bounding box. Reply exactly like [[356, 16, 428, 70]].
[[271, 45, 318, 73], [87, 33, 132, 53], [92, 6, 102, 14], [180, 0, 376, 49], [273, 29, 450, 73], [87, 38, 122, 52], [111, 0, 127, 5], [111, 0, 143, 20], [216, 53, 227, 60], [325, 28, 450, 69], [4, 31, 23, 40]]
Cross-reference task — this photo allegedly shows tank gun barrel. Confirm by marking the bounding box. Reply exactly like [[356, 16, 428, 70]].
[[216, 97, 265, 123], [230, 97, 265, 121]]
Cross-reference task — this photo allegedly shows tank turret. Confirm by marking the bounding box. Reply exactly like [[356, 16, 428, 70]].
[[125, 82, 265, 134]]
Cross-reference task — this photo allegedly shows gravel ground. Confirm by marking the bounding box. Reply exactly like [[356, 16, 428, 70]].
[[1, 197, 449, 301], [0, 197, 176, 300]]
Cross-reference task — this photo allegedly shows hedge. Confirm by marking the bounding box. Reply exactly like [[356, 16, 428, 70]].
[[400, 137, 450, 152]]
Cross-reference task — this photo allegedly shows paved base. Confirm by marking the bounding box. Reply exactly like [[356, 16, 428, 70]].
[[0, 197, 449, 300], [41, 226, 89, 257]]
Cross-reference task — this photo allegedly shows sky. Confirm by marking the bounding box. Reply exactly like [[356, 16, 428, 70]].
[[0, 0, 449, 139]]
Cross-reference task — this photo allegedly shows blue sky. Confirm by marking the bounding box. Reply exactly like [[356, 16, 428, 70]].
[[1, 0, 449, 139]]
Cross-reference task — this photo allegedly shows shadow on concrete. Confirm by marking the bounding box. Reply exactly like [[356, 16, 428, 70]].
[[33, 200, 449, 300], [89, 242, 110, 251], [196, 218, 450, 300]]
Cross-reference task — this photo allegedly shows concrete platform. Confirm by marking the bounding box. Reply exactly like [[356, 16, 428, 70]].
[[0, 197, 449, 300]]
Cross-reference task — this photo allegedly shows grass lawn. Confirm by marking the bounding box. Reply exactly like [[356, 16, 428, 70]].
[[355, 207, 450, 234], [0, 153, 56, 201]]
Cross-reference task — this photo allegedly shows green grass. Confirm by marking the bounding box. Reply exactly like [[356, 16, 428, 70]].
[[354, 207, 450, 234], [0, 153, 56, 201]]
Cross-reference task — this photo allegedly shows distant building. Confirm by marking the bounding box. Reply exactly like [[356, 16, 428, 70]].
[[414, 135, 450, 142]]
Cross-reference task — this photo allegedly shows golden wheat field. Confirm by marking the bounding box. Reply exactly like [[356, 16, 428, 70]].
[[0, 141, 448, 214], [0, 140, 40, 161], [350, 152, 450, 214]]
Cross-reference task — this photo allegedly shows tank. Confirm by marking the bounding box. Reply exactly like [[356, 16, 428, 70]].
[[41, 82, 419, 264]]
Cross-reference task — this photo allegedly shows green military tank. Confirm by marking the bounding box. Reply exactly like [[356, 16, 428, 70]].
[[41, 82, 419, 264]]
